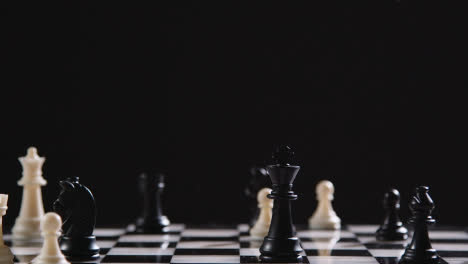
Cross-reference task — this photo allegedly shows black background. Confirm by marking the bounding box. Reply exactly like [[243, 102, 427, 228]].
[[1, 2, 466, 228]]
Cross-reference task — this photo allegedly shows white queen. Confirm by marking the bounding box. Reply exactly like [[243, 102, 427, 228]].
[[12, 147, 47, 245]]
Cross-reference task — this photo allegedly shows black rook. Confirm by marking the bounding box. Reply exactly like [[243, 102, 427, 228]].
[[259, 146, 303, 262]]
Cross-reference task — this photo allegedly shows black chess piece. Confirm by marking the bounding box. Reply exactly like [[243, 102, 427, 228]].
[[135, 172, 170, 233], [53, 177, 100, 260], [244, 166, 270, 227], [259, 145, 303, 263], [376, 189, 408, 241], [399, 186, 440, 264]]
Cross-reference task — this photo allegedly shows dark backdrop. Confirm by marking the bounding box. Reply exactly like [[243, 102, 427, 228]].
[[1, 2, 466, 228]]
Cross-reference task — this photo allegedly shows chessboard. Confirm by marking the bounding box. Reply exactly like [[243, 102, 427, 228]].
[[4, 224, 467, 264]]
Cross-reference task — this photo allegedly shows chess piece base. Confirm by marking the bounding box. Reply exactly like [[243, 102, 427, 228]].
[[32, 255, 69, 264], [259, 254, 303, 263], [135, 216, 170, 234], [376, 225, 408, 241], [398, 248, 440, 264], [12, 217, 42, 244], [308, 216, 341, 230], [0, 246, 14, 264], [259, 236, 303, 263], [59, 236, 100, 260], [249, 223, 270, 238], [13, 254, 35, 263]]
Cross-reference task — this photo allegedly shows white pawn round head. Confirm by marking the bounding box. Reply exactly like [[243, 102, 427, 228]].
[[316, 180, 334, 201], [27, 147, 40, 158], [41, 212, 62, 235], [257, 188, 273, 208]]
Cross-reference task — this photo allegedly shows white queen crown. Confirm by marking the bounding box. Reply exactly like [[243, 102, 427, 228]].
[[18, 147, 47, 186]]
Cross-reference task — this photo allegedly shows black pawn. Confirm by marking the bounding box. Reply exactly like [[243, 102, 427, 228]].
[[135, 172, 170, 233], [399, 186, 440, 264], [259, 146, 303, 263], [376, 189, 408, 241], [53, 177, 100, 260], [244, 166, 270, 227]]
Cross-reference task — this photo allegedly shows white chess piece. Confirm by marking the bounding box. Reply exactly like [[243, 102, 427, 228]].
[[32, 213, 69, 264], [249, 188, 273, 238], [0, 194, 14, 264], [308, 180, 341, 230], [12, 147, 47, 245]]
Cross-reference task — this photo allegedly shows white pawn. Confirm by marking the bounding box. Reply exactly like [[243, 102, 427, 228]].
[[0, 194, 14, 264], [32, 213, 69, 264], [249, 188, 273, 238], [308, 180, 341, 230], [12, 147, 47, 245]]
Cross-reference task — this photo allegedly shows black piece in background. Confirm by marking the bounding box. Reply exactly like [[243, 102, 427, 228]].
[[1, 2, 466, 226]]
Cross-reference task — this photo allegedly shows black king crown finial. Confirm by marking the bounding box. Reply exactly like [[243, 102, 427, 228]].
[[272, 145, 294, 166]]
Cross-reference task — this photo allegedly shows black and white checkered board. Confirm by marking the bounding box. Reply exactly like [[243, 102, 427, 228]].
[[4, 224, 467, 264]]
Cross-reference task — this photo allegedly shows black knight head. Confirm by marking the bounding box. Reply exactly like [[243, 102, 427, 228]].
[[53, 177, 96, 237]]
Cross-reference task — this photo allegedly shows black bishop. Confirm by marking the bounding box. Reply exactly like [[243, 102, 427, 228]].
[[399, 186, 440, 264]]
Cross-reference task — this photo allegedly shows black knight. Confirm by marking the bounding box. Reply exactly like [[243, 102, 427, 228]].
[[53, 177, 100, 260]]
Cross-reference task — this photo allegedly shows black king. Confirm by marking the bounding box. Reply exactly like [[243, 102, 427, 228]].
[[259, 146, 303, 262]]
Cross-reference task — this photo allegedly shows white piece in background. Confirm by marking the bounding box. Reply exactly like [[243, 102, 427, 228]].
[[249, 188, 273, 238], [0, 194, 14, 264], [12, 147, 47, 245], [308, 180, 341, 230], [32, 213, 69, 264]]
